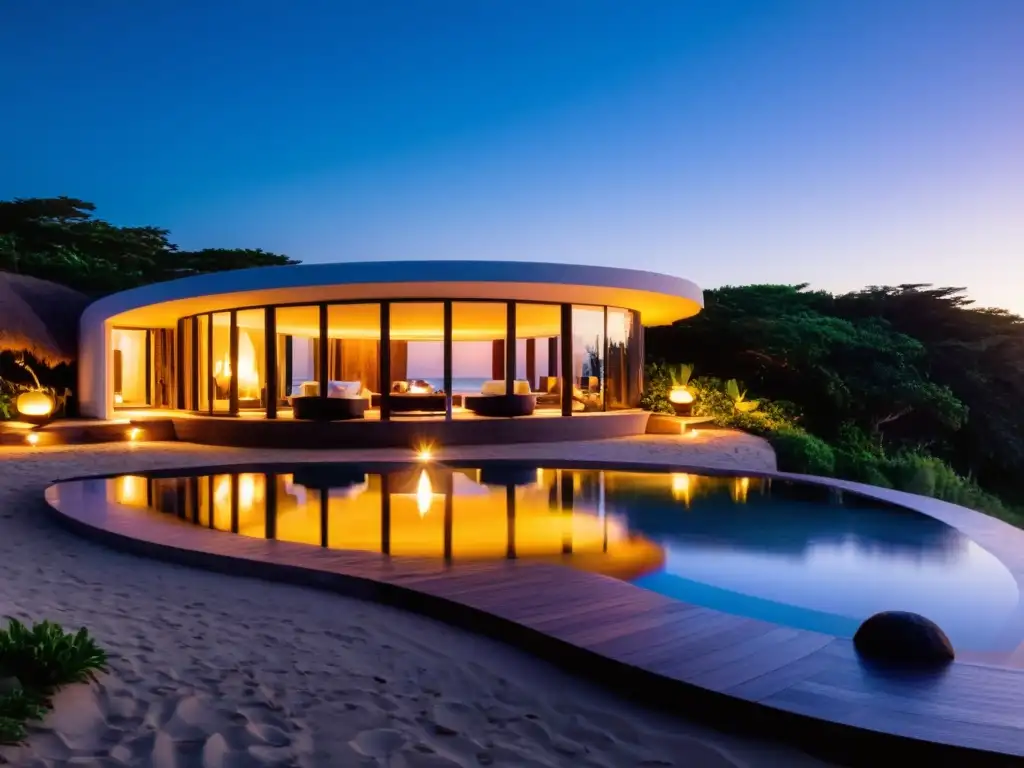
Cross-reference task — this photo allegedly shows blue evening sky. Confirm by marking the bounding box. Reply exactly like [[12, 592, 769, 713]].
[[2, 1, 1022, 311]]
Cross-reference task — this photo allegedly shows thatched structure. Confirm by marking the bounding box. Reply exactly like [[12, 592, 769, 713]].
[[0, 272, 90, 364]]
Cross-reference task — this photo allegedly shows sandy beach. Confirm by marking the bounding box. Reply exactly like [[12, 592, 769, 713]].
[[0, 434, 831, 767]]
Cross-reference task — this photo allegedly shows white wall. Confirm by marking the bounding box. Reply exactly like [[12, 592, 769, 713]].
[[78, 317, 109, 419]]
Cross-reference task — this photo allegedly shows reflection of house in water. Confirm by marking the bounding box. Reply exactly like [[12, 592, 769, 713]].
[[107, 467, 665, 580]]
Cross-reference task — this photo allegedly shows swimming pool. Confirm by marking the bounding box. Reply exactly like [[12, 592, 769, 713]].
[[97, 462, 1021, 651]]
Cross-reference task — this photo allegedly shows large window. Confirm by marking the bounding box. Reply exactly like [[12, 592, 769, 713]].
[[571, 306, 605, 412], [515, 303, 561, 410], [172, 299, 642, 419], [326, 303, 380, 399], [235, 309, 267, 411], [111, 328, 149, 407], [274, 305, 320, 406], [197, 315, 210, 411], [210, 312, 232, 413], [451, 302, 507, 398], [389, 302, 444, 392], [606, 308, 641, 410]]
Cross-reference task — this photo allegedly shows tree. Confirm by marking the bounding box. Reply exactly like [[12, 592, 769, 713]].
[[647, 284, 965, 443], [0, 197, 300, 296]]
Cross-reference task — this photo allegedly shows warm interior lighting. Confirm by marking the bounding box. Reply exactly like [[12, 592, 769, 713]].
[[237, 330, 260, 400], [16, 390, 55, 418], [114, 393, 124, 405], [25, 433, 39, 446], [118, 475, 142, 503], [668, 386, 694, 404], [536, 468, 544, 486], [416, 469, 434, 517], [407, 383, 430, 394]]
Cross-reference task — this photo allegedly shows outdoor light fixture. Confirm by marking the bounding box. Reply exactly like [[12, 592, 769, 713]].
[[415, 442, 434, 461], [16, 390, 54, 419], [127, 427, 142, 442], [668, 386, 694, 417], [14, 360, 55, 421], [25, 433, 39, 447]]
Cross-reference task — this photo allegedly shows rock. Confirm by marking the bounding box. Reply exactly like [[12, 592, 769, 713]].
[[853, 611, 954, 667]]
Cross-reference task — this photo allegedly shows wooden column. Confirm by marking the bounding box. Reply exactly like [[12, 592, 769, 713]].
[[560, 304, 573, 416], [443, 301, 453, 419], [265, 307, 277, 419], [318, 304, 329, 397], [525, 338, 536, 391], [505, 302, 516, 397], [228, 311, 239, 415], [380, 303, 391, 420], [491, 340, 504, 381]]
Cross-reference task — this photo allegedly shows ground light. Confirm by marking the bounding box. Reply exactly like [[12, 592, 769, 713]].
[[25, 433, 39, 447], [127, 427, 143, 442], [415, 442, 434, 461]]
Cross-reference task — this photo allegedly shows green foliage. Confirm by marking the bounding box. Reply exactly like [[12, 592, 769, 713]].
[[724, 379, 759, 412], [768, 427, 836, 476], [0, 196, 300, 296], [0, 619, 107, 744], [646, 282, 1024, 524], [640, 362, 675, 414], [668, 363, 694, 388]]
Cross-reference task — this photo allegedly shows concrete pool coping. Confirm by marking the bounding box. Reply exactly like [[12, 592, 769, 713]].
[[44, 458, 1024, 766]]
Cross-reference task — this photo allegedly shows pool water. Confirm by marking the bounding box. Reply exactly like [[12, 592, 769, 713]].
[[103, 463, 1021, 651]]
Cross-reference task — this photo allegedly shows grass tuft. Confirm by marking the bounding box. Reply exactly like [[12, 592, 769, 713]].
[[0, 619, 107, 744]]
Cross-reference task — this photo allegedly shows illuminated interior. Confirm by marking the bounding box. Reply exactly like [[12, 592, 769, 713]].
[[111, 328, 149, 407], [105, 297, 651, 418]]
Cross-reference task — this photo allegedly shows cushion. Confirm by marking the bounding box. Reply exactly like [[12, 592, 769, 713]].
[[480, 379, 533, 396], [327, 380, 363, 398]]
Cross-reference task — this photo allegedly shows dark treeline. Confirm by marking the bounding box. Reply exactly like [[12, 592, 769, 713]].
[[646, 284, 1024, 517], [0, 196, 297, 296]]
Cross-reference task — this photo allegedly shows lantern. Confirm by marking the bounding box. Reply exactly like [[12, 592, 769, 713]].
[[16, 390, 55, 420], [668, 386, 694, 416]]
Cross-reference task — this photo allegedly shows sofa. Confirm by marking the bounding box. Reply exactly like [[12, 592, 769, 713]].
[[290, 380, 371, 421], [464, 379, 537, 417]]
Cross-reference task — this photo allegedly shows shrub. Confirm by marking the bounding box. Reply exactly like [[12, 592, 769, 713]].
[[769, 427, 836, 476], [640, 362, 674, 414], [0, 619, 106, 744]]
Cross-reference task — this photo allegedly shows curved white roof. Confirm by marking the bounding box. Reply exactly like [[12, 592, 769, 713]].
[[84, 260, 703, 328]]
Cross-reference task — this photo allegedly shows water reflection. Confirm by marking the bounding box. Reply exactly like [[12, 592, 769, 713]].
[[105, 464, 1020, 650]]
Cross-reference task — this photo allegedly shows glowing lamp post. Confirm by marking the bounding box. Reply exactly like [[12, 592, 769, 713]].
[[668, 386, 694, 417]]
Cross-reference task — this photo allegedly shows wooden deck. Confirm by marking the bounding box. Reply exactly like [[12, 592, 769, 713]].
[[44, 466, 1024, 767]]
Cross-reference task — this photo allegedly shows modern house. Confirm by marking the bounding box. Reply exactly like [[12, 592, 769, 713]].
[[78, 261, 702, 445]]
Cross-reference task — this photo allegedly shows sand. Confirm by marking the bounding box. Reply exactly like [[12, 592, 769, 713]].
[[0, 433, 831, 767]]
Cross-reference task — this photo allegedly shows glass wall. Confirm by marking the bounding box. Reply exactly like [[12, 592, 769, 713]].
[[235, 309, 266, 411], [197, 315, 210, 412], [326, 303, 380, 398], [606, 308, 640, 410], [515, 303, 561, 409], [111, 328, 149, 407], [275, 305, 320, 405], [571, 305, 605, 412], [210, 312, 232, 412], [389, 302, 444, 393], [452, 302, 507, 397], [171, 300, 642, 418]]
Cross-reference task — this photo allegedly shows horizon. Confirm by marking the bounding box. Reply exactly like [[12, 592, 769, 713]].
[[1, 1, 1021, 313]]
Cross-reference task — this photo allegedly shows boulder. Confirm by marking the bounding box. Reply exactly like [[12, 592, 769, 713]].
[[853, 611, 954, 667]]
